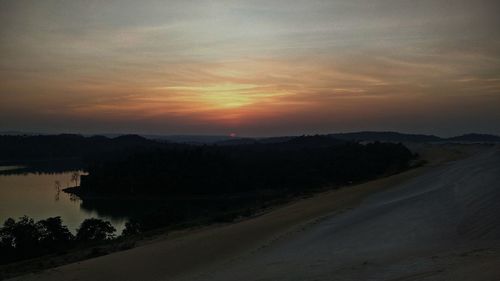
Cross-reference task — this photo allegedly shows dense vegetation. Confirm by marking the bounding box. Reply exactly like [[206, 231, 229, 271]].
[[74, 136, 414, 234], [81, 136, 414, 196], [0, 216, 116, 265]]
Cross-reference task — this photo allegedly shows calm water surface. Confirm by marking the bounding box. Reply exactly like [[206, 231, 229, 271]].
[[0, 170, 126, 233]]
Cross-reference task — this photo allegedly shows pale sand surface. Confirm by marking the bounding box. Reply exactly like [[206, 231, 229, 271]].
[[9, 144, 500, 281]]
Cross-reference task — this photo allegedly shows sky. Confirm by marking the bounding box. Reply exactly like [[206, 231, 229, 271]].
[[1, 0, 500, 137]]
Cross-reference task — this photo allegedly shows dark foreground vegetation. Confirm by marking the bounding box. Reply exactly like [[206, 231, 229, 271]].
[[0, 216, 116, 265], [72, 135, 415, 234], [0, 134, 416, 275]]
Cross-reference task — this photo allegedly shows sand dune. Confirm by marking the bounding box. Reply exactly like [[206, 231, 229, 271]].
[[10, 145, 500, 281], [180, 146, 500, 281]]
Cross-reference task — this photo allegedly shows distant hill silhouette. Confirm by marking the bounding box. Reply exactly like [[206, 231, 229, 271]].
[[329, 131, 442, 142], [216, 138, 258, 146], [0, 130, 41, 136], [216, 135, 346, 146], [257, 136, 295, 144], [111, 134, 154, 145], [137, 132, 500, 143], [280, 135, 345, 148], [447, 133, 500, 142], [0, 134, 161, 163], [150, 135, 238, 144], [216, 136, 299, 146], [324, 131, 500, 143], [217, 132, 446, 145]]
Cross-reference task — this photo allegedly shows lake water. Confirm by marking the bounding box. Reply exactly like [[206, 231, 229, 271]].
[[0, 169, 126, 234]]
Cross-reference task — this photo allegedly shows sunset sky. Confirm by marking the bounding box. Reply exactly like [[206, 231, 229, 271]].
[[1, 0, 499, 136]]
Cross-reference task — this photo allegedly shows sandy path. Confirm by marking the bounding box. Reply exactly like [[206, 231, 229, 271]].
[[10, 145, 499, 281]]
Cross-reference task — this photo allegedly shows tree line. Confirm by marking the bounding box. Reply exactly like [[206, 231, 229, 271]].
[[81, 136, 415, 196], [0, 216, 120, 265]]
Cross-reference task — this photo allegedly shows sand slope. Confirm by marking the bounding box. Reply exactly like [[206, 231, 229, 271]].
[[9, 145, 500, 281], [179, 146, 500, 281]]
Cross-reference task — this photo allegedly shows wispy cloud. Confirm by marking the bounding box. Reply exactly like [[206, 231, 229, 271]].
[[1, 0, 500, 135]]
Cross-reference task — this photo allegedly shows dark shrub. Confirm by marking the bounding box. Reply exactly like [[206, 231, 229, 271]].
[[122, 220, 141, 236], [37, 216, 74, 251], [0, 216, 45, 263], [0, 216, 41, 256], [76, 218, 116, 242]]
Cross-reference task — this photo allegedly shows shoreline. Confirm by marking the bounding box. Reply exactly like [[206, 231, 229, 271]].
[[5, 161, 434, 281], [3, 144, 479, 280]]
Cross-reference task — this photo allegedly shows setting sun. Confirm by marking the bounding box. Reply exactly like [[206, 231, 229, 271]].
[[158, 83, 266, 109]]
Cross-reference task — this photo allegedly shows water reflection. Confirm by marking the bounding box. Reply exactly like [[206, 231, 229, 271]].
[[0, 169, 126, 233], [54, 180, 61, 201], [0, 165, 24, 172]]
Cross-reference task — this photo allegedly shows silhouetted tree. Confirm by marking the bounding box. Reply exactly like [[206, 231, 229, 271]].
[[122, 220, 141, 236], [71, 171, 80, 187], [76, 218, 116, 242], [0, 218, 17, 263], [0, 216, 118, 265], [0, 216, 41, 261], [54, 180, 61, 201], [37, 217, 74, 251]]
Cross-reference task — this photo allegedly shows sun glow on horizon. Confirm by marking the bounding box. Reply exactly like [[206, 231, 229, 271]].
[[153, 83, 286, 109], [1, 1, 500, 136]]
